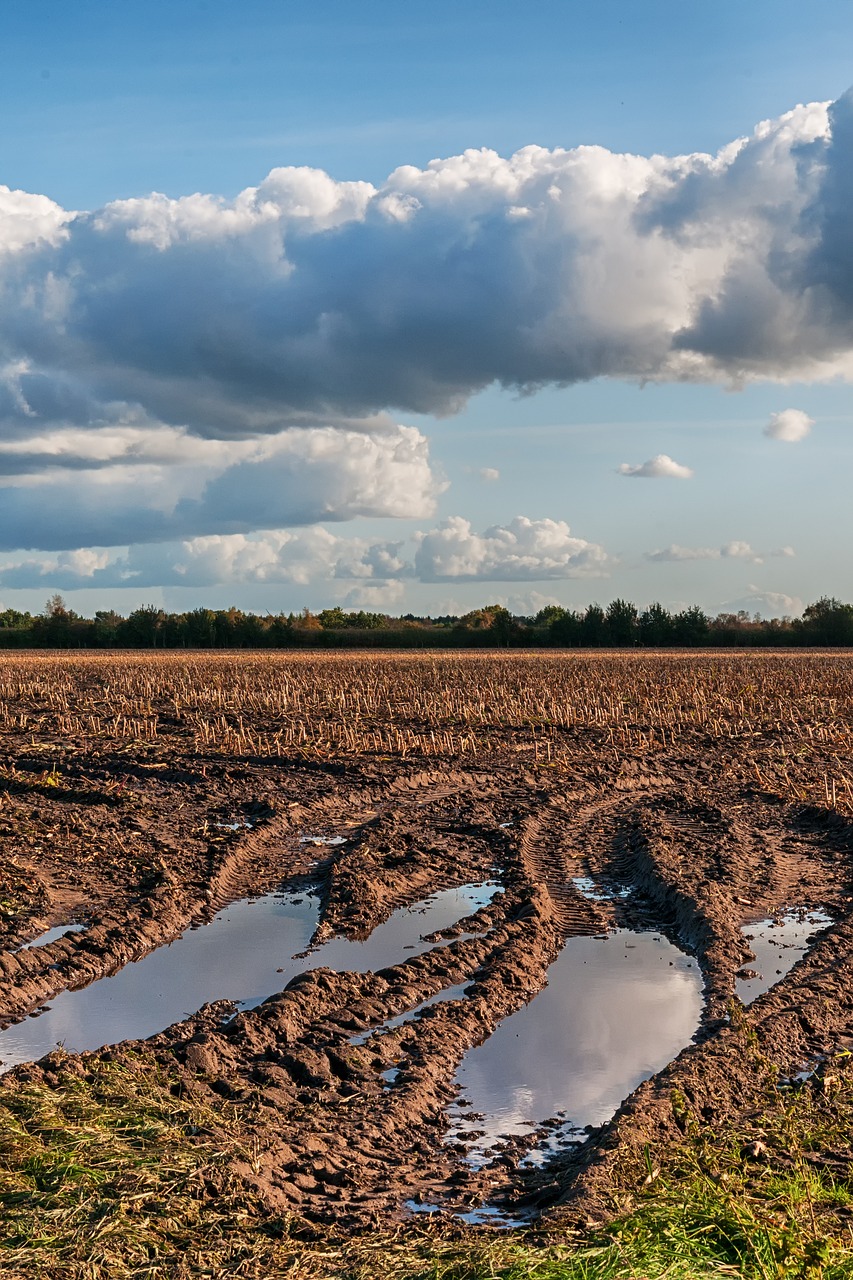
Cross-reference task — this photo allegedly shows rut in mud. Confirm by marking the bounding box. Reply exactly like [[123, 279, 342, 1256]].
[[1, 652, 852, 1229]]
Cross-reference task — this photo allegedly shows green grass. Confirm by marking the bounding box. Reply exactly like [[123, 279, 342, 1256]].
[[0, 1047, 852, 1278]]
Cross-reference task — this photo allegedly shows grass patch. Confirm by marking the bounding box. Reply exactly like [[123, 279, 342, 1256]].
[[0, 1049, 852, 1278]]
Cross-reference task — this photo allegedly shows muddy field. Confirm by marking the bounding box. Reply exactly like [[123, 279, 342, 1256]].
[[1, 650, 852, 1232]]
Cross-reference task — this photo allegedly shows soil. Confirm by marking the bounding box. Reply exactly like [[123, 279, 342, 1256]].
[[2, 652, 853, 1231]]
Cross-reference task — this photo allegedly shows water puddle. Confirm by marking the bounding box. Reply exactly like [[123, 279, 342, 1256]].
[[0, 882, 500, 1073], [15, 923, 86, 952], [447, 928, 703, 1166], [299, 834, 348, 846], [736, 909, 832, 1004], [405, 1198, 532, 1229], [572, 876, 630, 903]]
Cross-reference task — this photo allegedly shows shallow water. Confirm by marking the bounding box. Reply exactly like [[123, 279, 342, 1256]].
[[736, 909, 832, 1004], [15, 923, 86, 952], [0, 881, 499, 1073], [406, 1198, 532, 1228], [448, 928, 703, 1164], [571, 875, 630, 902]]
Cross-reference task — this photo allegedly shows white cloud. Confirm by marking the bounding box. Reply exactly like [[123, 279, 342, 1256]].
[[0, 90, 852, 566], [0, 514, 612, 591], [0, 185, 71, 255], [342, 580, 406, 609], [722, 586, 804, 619], [0, 423, 442, 551], [0, 94, 850, 454], [413, 516, 611, 581], [618, 454, 694, 479], [646, 541, 795, 564], [505, 590, 563, 616], [763, 408, 814, 442], [478, 467, 501, 482]]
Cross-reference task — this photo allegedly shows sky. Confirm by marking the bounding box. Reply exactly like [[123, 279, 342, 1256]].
[[0, 0, 851, 620]]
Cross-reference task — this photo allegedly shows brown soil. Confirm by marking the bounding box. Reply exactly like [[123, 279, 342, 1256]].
[[2, 651, 853, 1230]]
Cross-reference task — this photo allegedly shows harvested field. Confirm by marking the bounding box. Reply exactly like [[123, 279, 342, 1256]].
[[1, 649, 853, 1262]]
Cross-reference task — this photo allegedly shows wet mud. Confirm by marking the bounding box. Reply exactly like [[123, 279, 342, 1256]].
[[1, 653, 853, 1230]]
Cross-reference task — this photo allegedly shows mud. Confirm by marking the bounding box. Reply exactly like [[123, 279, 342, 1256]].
[[2, 652, 853, 1231]]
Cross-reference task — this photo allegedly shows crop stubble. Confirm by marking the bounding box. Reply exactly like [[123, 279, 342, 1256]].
[[0, 649, 852, 1228]]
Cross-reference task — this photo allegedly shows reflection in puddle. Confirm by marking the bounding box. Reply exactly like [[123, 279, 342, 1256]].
[[299, 834, 348, 846], [736, 909, 832, 1004], [405, 1198, 532, 1229], [571, 876, 630, 902], [448, 929, 703, 1165], [15, 923, 86, 952], [0, 882, 500, 1073]]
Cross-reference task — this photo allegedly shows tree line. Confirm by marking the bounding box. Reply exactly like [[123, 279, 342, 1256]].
[[0, 593, 851, 649]]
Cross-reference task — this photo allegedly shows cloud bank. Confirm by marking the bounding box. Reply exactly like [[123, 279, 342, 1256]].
[[0, 89, 851, 570], [646, 541, 795, 564], [0, 515, 612, 593]]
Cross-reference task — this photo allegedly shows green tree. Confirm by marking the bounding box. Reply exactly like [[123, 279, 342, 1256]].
[[606, 598, 639, 646], [799, 597, 853, 645], [639, 602, 674, 646]]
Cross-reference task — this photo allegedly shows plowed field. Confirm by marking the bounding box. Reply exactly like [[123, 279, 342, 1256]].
[[1, 650, 852, 1234]]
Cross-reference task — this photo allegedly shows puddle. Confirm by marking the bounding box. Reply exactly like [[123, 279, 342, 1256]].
[[15, 923, 86, 952], [736, 909, 832, 1004], [349, 981, 471, 1046], [0, 882, 500, 1073], [214, 819, 255, 832], [447, 928, 703, 1165], [572, 876, 631, 902], [405, 1199, 532, 1229]]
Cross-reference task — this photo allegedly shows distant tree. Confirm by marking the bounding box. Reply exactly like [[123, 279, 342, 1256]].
[[318, 607, 347, 629], [534, 605, 567, 627], [292, 607, 322, 631], [639, 602, 674, 646], [671, 606, 710, 646], [606, 598, 639, 646], [32, 594, 80, 647], [118, 605, 166, 648], [0, 608, 32, 629], [580, 603, 608, 646], [799, 597, 853, 645], [90, 610, 123, 647], [548, 609, 582, 645]]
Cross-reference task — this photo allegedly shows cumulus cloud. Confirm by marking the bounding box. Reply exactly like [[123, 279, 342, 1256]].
[[0, 514, 612, 591], [722, 587, 804, 619], [646, 541, 795, 564], [0, 95, 851, 447], [478, 467, 501, 482], [618, 454, 694, 479], [764, 408, 814, 442], [413, 516, 611, 581], [0, 92, 852, 563], [0, 423, 441, 551]]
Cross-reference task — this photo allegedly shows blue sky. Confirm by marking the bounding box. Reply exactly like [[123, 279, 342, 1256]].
[[0, 0, 851, 618]]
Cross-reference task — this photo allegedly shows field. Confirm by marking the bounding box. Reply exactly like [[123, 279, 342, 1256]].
[[1, 650, 853, 1278]]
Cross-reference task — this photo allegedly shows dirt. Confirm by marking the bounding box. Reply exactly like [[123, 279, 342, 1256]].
[[2, 653, 853, 1231]]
